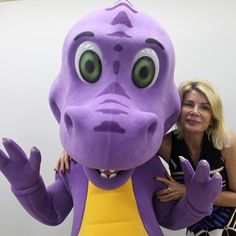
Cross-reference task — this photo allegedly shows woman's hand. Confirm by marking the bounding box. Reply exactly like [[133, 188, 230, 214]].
[[155, 172, 186, 201], [54, 150, 71, 173]]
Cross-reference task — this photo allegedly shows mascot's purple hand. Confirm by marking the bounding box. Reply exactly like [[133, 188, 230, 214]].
[[180, 156, 222, 213], [0, 138, 41, 190]]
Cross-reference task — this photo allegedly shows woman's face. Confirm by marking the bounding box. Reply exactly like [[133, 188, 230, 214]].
[[180, 90, 213, 135]]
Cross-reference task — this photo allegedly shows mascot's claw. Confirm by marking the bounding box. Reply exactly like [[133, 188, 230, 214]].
[[180, 156, 222, 213], [0, 138, 41, 190]]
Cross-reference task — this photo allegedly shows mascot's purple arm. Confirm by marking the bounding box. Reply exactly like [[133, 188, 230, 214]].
[[0, 1, 222, 235]]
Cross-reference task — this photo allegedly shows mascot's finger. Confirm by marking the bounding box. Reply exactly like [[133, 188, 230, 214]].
[[194, 160, 210, 183], [209, 172, 222, 193], [0, 149, 9, 170], [179, 156, 194, 185], [200, 172, 222, 202], [2, 138, 27, 163], [29, 147, 41, 173]]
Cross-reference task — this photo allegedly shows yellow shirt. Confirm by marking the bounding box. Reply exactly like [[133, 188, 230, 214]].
[[79, 179, 148, 236]]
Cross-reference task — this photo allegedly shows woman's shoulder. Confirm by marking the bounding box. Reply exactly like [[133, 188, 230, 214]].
[[221, 132, 236, 160], [230, 132, 236, 143]]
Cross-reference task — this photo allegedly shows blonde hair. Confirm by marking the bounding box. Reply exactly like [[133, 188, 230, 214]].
[[175, 80, 232, 149]]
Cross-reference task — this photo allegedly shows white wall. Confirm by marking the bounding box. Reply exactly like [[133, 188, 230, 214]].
[[0, 0, 236, 235]]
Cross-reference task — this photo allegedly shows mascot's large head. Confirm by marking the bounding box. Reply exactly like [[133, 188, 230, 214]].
[[49, 0, 180, 189]]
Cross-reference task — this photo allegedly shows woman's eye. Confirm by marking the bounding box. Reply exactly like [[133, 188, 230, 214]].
[[132, 48, 160, 88], [183, 102, 193, 107], [79, 50, 102, 83], [201, 105, 210, 111], [74, 41, 102, 84]]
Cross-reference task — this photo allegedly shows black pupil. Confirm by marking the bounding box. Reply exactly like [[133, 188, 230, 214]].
[[85, 60, 95, 73], [139, 66, 148, 79]]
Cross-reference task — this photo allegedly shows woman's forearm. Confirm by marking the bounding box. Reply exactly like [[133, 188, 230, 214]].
[[213, 191, 236, 207]]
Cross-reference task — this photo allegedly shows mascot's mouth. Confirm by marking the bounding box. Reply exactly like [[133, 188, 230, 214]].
[[97, 169, 121, 179], [84, 167, 135, 189]]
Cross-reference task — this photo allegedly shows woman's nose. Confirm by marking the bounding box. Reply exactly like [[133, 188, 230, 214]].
[[190, 106, 200, 115]]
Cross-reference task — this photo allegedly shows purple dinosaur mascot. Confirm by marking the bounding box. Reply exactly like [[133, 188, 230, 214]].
[[0, 1, 222, 235]]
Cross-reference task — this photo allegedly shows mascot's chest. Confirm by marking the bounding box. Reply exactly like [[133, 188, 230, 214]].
[[79, 179, 148, 236]]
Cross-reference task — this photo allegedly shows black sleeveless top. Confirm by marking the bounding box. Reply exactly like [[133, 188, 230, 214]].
[[169, 131, 236, 235]]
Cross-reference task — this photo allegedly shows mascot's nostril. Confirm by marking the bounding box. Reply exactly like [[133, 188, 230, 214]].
[[64, 113, 73, 132], [147, 121, 157, 138]]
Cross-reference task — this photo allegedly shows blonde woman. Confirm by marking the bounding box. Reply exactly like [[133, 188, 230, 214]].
[[55, 80, 236, 235], [156, 80, 236, 235]]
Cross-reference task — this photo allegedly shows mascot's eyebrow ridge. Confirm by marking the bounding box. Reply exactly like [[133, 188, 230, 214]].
[[74, 31, 94, 41], [73, 33, 164, 52], [146, 38, 164, 50]]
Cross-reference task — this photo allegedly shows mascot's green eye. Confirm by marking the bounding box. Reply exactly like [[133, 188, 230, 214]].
[[132, 56, 155, 88], [79, 50, 102, 83], [75, 41, 102, 84], [132, 48, 160, 89]]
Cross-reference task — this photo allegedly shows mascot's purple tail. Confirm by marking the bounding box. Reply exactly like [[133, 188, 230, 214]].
[[0, 1, 222, 235]]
